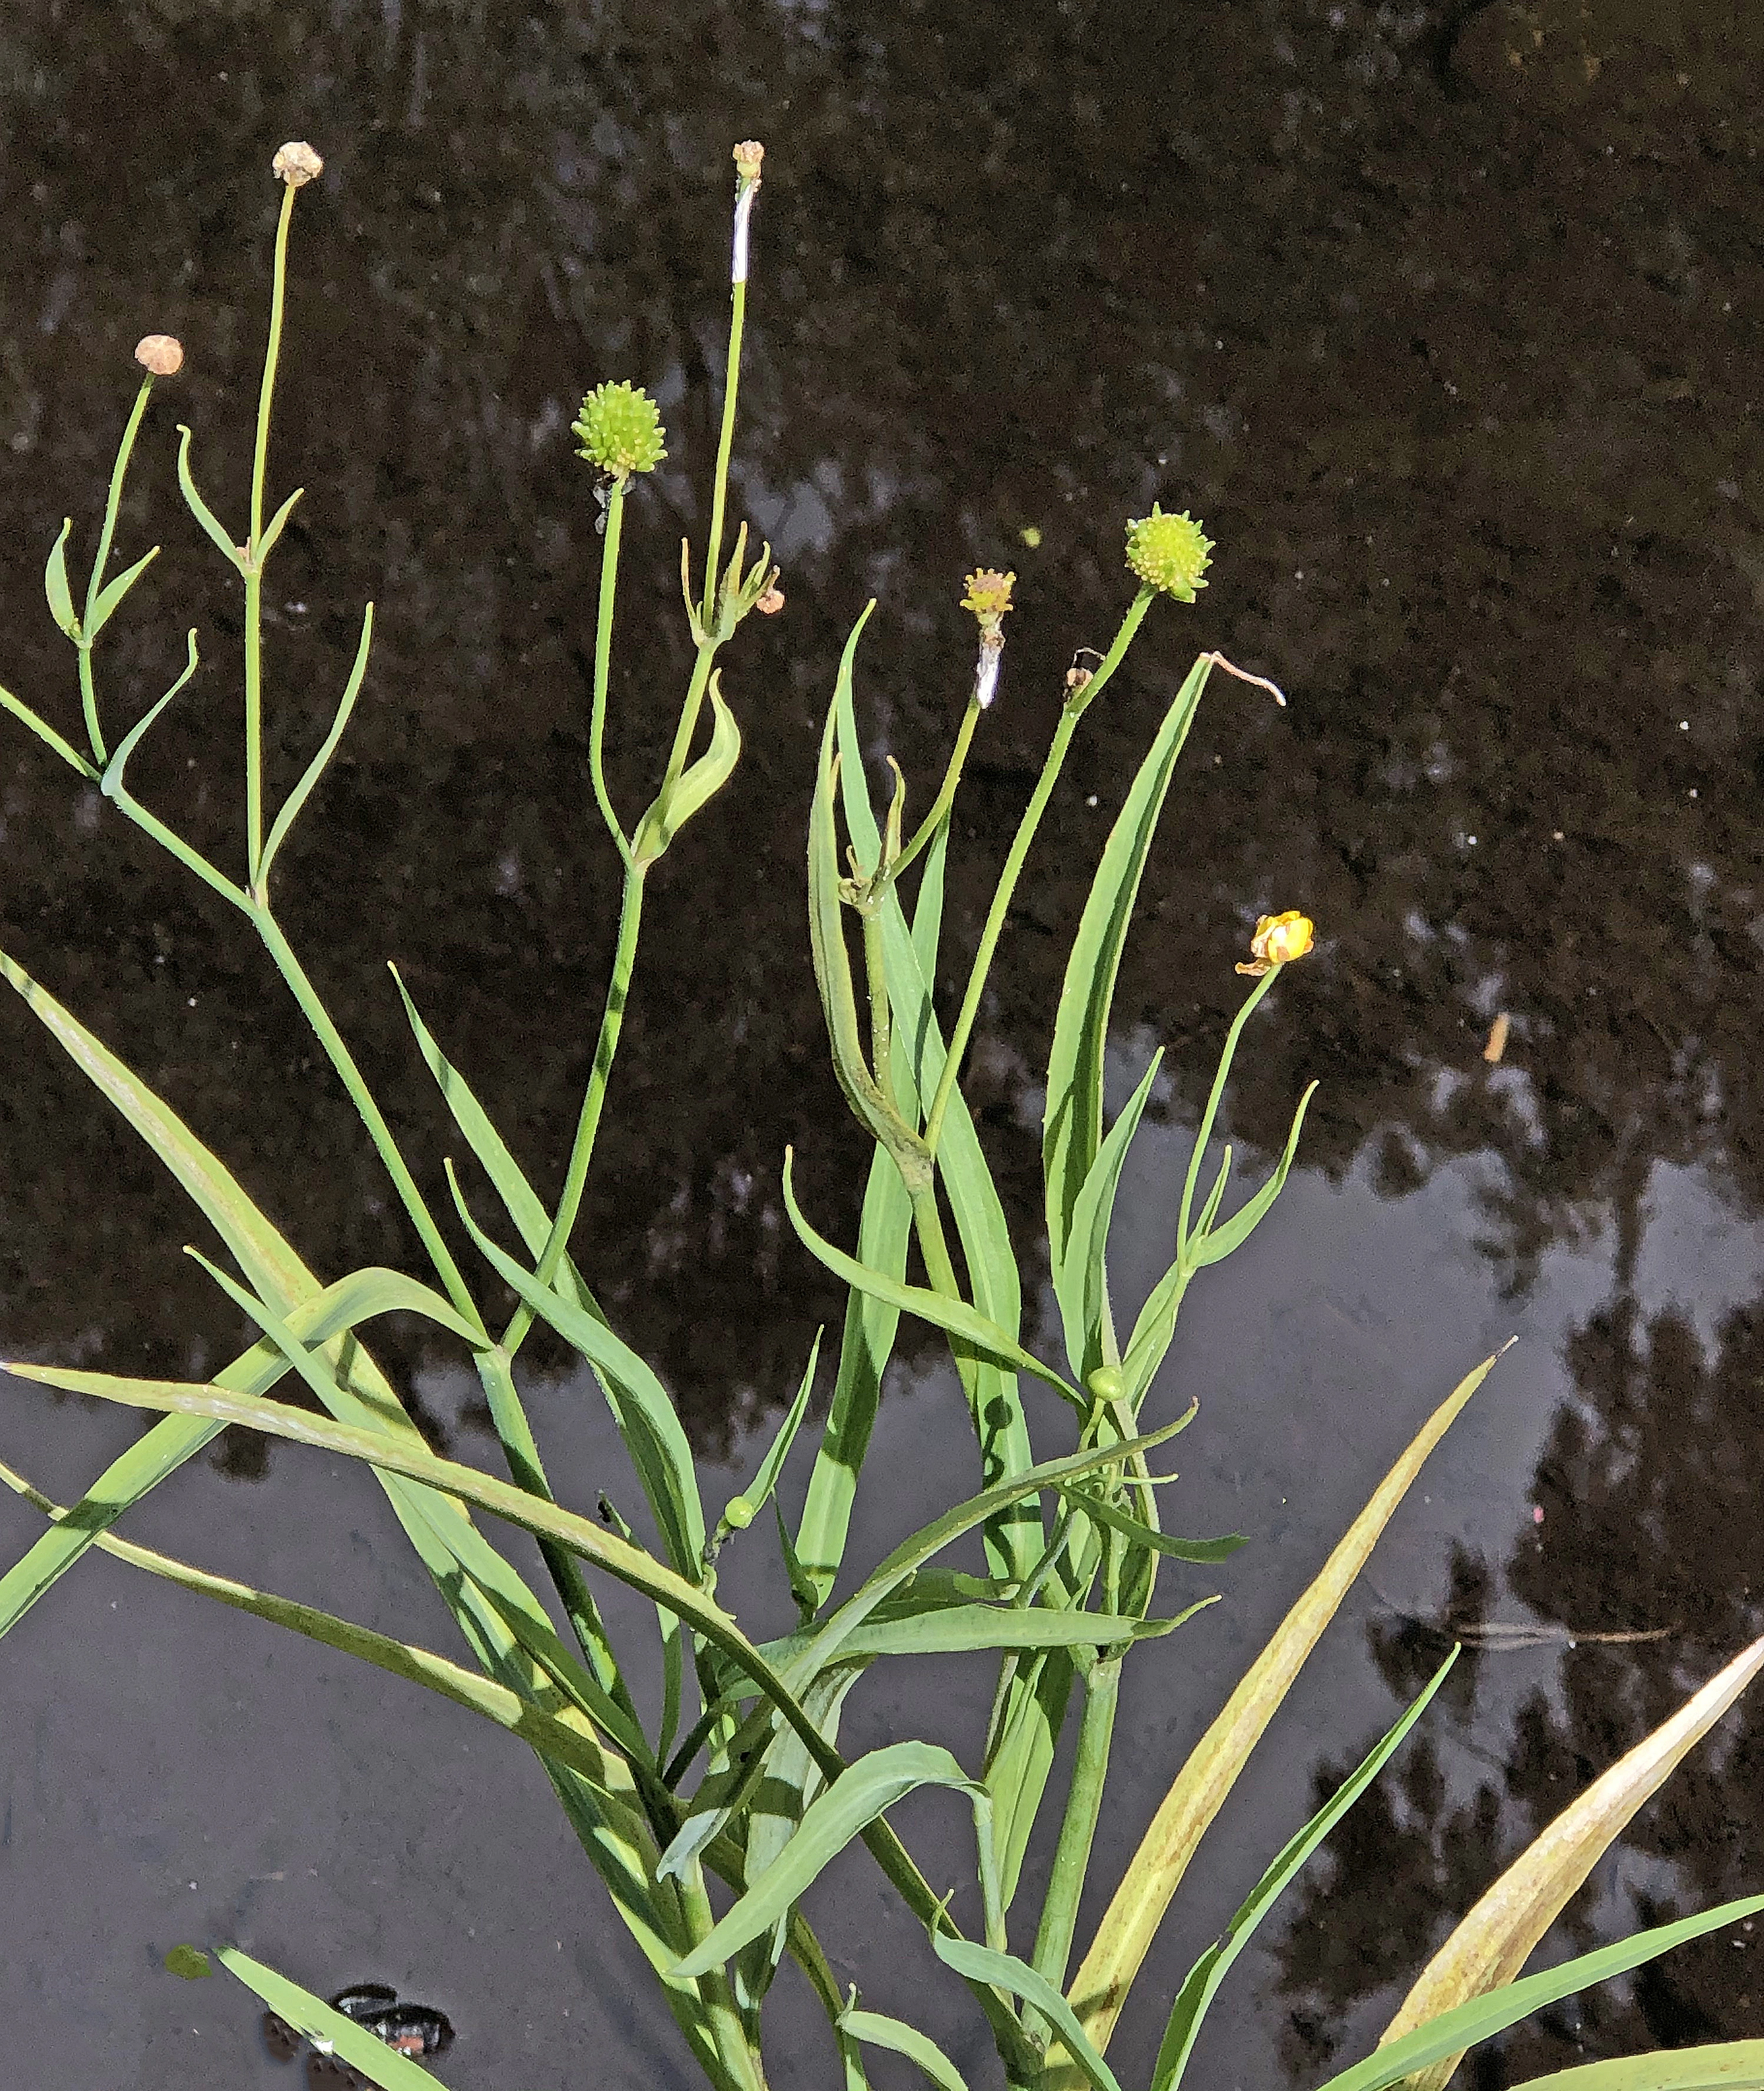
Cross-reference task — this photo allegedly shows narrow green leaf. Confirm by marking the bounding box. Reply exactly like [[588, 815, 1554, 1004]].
[[1043, 655, 1213, 1278], [1150, 1652, 1457, 2091], [388, 962, 597, 1317], [257, 484, 305, 561], [782, 1150, 1083, 1411], [1051, 1483, 1244, 1564], [1187, 1081, 1318, 1268], [98, 628, 200, 806], [1062, 1349, 1503, 2064], [1058, 1051, 1162, 1383], [633, 672, 743, 864], [0, 682, 98, 778], [837, 2004, 971, 2091], [216, 1949, 446, 2090], [258, 602, 373, 888], [1311, 1896, 1764, 2091], [85, 545, 160, 642], [718, 1330, 821, 1546], [673, 1741, 984, 1978], [447, 1161, 707, 1576], [930, 1934, 1124, 2091], [44, 518, 78, 637], [1510, 2045, 1764, 2090], [824, 1600, 1206, 1661], [176, 425, 242, 566]]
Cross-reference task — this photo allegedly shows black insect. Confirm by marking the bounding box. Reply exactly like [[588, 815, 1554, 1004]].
[[261, 1981, 455, 2085]]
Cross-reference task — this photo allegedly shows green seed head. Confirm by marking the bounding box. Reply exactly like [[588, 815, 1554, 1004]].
[[574, 381, 668, 480], [1124, 505, 1213, 601]]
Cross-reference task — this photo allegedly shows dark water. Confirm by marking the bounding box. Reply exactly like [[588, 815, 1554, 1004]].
[[1, 1, 1762, 2084]]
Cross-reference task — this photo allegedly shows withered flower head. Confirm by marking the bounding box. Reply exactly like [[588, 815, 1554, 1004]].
[[134, 334, 183, 377], [272, 142, 324, 188], [1236, 910, 1315, 977]]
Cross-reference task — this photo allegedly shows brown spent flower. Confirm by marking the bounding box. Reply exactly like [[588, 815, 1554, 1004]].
[[754, 585, 786, 615], [733, 140, 766, 182], [134, 334, 184, 377], [1236, 909, 1316, 977], [272, 142, 324, 188]]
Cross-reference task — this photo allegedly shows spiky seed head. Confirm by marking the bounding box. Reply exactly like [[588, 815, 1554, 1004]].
[[272, 142, 324, 188], [134, 334, 184, 377], [573, 382, 668, 479], [1124, 505, 1213, 601]]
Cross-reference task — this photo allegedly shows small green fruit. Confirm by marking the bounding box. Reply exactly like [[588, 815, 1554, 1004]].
[[1124, 505, 1213, 601], [574, 381, 668, 479]]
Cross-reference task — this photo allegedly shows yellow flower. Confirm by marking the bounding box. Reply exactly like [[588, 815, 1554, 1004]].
[[961, 568, 1016, 625], [1236, 910, 1315, 976]]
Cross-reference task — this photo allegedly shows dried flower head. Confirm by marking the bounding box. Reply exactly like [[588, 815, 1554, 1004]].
[[1236, 910, 1315, 977], [134, 334, 184, 377], [573, 381, 668, 479], [755, 585, 786, 615], [272, 142, 324, 188], [1124, 505, 1213, 601], [733, 140, 766, 183]]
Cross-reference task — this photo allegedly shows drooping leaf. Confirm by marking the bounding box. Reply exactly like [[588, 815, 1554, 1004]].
[[930, 1934, 1124, 2091], [1379, 1630, 1764, 2091], [837, 2003, 971, 2091], [1050, 1483, 1244, 1564]]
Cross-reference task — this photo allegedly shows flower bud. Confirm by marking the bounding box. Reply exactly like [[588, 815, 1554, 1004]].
[[272, 142, 324, 188], [1124, 504, 1213, 601], [732, 140, 766, 185], [134, 334, 184, 377], [573, 381, 668, 480], [1236, 910, 1315, 977]]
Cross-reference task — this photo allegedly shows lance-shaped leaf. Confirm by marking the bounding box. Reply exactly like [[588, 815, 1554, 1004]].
[[447, 1160, 707, 1579], [1043, 654, 1213, 1280], [1378, 1629, 1764, 2091], [782, 1150, 1083, 1411], [216, 1951, 444, 2090], [257, 484, 305, 561], [931, 1934, 1124, 2091], [837, 2003, 971, 2091], [176, 425, 242, 566], [1050, 1483, 1244, 1564], [632, 671, 743, 866], [85, 545, 161, 642], [44, 519, 78, 637], [794, 1599, 1212, 1663], [1059, 1349, 1504, 2064], [0, 680, 98, 778], [1503, 2044, 1764, 2090], [673, 1741, 987, 1977], [715, 1330, 821, 1551], [1150, 1652, 1458, 2091], [99, 629, 201, 804], [1310, 1896, 1764, 2091], [1185, 1081, 1317, 1270], [1058, 1051, 1162, 1384], [257, 601, 374, 889]]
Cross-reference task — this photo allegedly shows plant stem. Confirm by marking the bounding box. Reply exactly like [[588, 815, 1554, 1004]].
[[922, 590, 1155, 1159], [1031, 1658, 1121, 1997], [861, 908, 898, 1119], [701, 280, 746, 631], [244, 179, 300, 883], [502, 863, 648, 1362], [678, 1861, 767, 2091], [250, 905, 485, 1332], [590, 478, 632, 864], [1175, 965, 1280, 1257], [885, 695, 981, 890]]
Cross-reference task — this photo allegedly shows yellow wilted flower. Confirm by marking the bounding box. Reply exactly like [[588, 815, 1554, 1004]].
[[1236, 910, 1315, 976]]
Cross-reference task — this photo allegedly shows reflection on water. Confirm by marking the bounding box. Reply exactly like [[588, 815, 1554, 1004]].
[[0, 0, 1761, 2084]]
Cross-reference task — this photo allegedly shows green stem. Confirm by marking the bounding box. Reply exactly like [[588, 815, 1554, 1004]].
[[678, 1860, 767, 2091], [922, 591, 1156, 1160], [75, 374, 157, 764], [77, 648, 106, 768], [885, 696, 980, 890], [1175, 965, 1280, 1258], [250, 905, 485, 1333], [108, 787, 254, 915], [1031, 1659, 1121, 1995], [253, 182, 298, 550], [861, 908, 897, 1119], [243, 180, 300, 883], [502, 863, 647, 1361], [702, 276, 747, 630], [590, 477, 632, 864], [658, 641, 718, 805]]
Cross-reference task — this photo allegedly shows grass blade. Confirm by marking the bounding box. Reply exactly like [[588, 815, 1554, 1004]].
[[1149, 1651, 1458, 2091], [1043, 655, 1212, 1280], [1312, 1896, 1764, 2091], [216, 1950, 444, 2089], [1506, 2044, 1764, 2090], [1379, 1629, 1764, 2091], [837, 2004, 971, 2091], [1061, 1349, 1505, 2063]]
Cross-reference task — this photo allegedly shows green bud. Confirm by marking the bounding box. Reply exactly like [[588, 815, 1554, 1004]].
[[723, 1495, 756, 1531], [1086, 1364, 1124, 1403], [1124, 505, 1213, 601], [573, 381, 668, 479]]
